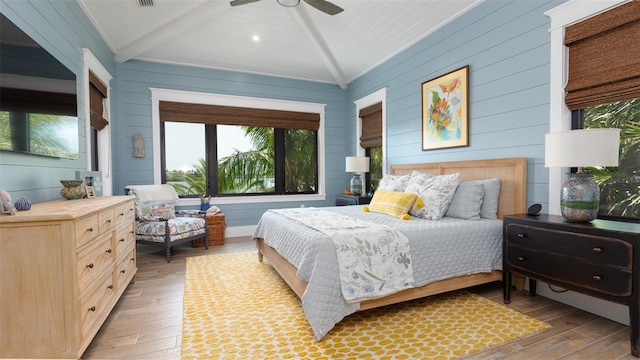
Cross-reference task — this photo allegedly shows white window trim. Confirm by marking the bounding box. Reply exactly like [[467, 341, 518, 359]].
[[150, 88, 326, 206], [545, 0, 628, 215], [82, 48, 113, 196], [354, 88, 387, 173]]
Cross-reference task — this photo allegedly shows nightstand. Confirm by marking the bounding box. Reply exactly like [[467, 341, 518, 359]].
[[335, 194, 372, 206], [503, 214, 640, 357]]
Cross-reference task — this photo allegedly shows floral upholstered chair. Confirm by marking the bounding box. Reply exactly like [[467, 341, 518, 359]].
[[125, 184, 208, 262]]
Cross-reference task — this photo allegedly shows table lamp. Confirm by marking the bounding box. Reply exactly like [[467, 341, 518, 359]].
[[345, 156, 370, 196], [545, 128, 620, 222]]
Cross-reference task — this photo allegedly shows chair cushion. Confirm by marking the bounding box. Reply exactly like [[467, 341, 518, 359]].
[[136, 217, 206, 243], [126, 185, 179, 221]]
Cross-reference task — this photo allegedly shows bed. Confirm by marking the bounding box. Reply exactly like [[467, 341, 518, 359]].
[[253, 157, 527, 339]]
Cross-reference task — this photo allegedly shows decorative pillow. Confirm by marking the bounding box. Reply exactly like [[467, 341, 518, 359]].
[[471, 178, 501, 219], [150, 206, 176, 219], [363, 189, 423, 220], [445, 181, 485, 220], [137, 201, 176, 220], [377, 173, 412, 192], [406, 172, 461, 220]]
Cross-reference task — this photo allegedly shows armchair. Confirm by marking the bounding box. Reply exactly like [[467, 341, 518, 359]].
[[125, 184, 208, 262]]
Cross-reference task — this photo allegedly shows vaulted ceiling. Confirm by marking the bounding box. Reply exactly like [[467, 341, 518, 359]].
[[77, 0, 483, 88]]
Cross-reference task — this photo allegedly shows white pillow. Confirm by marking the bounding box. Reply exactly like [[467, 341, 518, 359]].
[[377, 173, 412, 192], [406, 172, 461, 220], [445, 181, 484, 220]]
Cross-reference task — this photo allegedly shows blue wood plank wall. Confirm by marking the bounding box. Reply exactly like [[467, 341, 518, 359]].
[[347, 0, 565, 213], [0, 0, 567, 225], [0, 0, 115, 202]]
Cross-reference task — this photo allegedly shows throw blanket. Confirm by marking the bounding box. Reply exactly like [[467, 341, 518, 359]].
[[272, 208, 414, 303]]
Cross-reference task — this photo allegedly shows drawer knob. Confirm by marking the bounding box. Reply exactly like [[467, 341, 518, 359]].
[[86, 263, 94, 269], [130, 257, 135, 262], [107, 285, 114, 290], [87, 227, 94, 233], [593, 275, 602, 281], [517, 256, 526, 261], [517, 233, 525, 238], [105, 249, 112, 253], [119, 238, 125, 243], [105, 219, 112, 224], [119, 212, 125, 217], [593, 247, 603, 253], [121, 269, 126, 274], [88, 306, 96, 312]]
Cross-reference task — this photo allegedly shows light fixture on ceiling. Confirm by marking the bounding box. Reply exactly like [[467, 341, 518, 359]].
[[277, 0, 300, 7], [252, 34, 260, 42]]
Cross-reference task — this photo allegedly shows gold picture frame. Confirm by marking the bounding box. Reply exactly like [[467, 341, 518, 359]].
[[0, 189, 17, 215], [421, 65, 469, 150]]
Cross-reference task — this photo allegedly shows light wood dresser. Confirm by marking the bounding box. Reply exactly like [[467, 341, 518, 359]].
[[0, 196, 137, 359]]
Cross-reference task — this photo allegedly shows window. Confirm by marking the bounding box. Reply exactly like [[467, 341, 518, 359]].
[[159, 100, 319, 198], [88, 70, 108, 171], [359, 102, 383, 194], [572, 99, 640, 221]]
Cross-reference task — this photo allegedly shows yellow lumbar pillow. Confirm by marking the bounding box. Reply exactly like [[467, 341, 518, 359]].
[[363, 189, 423, 220]]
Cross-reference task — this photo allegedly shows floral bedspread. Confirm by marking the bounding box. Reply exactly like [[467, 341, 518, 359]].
[[272, 208, 414, 303]]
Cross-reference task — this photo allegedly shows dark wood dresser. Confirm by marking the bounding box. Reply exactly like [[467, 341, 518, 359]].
[[503, 214, 640, 356]]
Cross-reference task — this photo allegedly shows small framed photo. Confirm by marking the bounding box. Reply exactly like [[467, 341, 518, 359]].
[[0, 189, 17, 215], [85, 185, 96, 198]]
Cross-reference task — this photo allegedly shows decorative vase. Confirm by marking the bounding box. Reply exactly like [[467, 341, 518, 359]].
[[560, 172, 600, 222], [60, 180, 86, 200], [14, 196, 31, 211]]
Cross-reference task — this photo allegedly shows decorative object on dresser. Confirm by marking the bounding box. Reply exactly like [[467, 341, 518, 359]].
[[13, 196, 31, 211], [345, 156, 369, 196], [60, 179, 87, 200], [503, 214, 640, 357], [335, 194, 372, 206], [544, 128, 621, 222], [0, 189, 16, 215], [125, 184, 208, 262], [0, 196, 137, 359]]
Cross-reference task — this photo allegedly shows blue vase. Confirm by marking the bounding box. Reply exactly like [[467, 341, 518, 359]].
[[14, 196, 31, 211]]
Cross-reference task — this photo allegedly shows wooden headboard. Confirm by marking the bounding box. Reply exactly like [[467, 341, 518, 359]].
[[390, 157, 527, 219]]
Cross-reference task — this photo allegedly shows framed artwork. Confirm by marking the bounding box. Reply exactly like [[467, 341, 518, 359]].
[[0, 189, 17, 215], [85, 185, 96, 198], [421, 65, 469, 151]]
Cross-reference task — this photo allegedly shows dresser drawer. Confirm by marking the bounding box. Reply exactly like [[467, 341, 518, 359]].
[[79, 269, 115, 339], [115, 222, 135, 257], [116, 247, 136, 291], [76, 215, 99, 248], [506, 246, 633, 296], [77, 233, 115, 293], [98, 208, 116, 235], [114, 201, 135, 226], [506, 224, 632, 269]]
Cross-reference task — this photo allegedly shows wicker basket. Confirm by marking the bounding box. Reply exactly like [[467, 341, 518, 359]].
[[192, 212, 225, 247]]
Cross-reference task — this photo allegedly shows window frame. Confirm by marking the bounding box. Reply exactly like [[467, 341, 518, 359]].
[[545, 0, 628, 217], [150, 88, 326, 207]]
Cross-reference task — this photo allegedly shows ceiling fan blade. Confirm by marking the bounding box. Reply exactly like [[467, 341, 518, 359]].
[[230, 0, 261, 7], [303, 0, 343, 15]]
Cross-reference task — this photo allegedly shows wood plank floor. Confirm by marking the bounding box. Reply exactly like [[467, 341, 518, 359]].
[[83, 237, 636, 359]]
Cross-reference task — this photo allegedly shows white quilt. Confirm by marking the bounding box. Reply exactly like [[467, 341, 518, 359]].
[[252, 206, 503, 340], [271, 208, 414, 304]]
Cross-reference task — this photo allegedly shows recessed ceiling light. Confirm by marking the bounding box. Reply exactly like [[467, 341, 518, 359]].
[[252, 35, 260, 42]]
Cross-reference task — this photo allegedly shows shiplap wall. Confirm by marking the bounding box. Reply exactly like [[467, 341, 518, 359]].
[[0, 0, 115, 202], [347, 0, 564, 212]]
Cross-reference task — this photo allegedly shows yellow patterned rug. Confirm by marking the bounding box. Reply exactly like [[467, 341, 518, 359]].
[[182, 251, 550, 359]]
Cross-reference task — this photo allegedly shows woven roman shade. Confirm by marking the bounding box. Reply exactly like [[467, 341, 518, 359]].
[[564, 1, 640, 110], [159, 101, 320, 130], [89, 71, 108, 130], [359, 102, 382, 148]]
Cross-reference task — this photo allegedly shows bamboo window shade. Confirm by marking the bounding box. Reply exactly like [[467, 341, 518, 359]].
[[359, 102, 382, 148], [159, 101, 320, 130], [564, 1, 640, 110], [89, 70, 108, 130]]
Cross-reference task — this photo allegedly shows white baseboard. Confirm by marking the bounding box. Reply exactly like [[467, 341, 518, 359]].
[[225, 225, 257, 238]]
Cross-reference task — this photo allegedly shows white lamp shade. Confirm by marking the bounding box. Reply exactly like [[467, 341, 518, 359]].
[[544, 128, 620, 168], [345, 156, 370, 173]]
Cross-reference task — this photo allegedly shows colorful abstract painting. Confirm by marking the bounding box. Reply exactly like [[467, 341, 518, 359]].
[[422, 66, 469, 150]]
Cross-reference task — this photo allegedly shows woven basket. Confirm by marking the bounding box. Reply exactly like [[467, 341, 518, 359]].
[[193, 213, 226, 247]]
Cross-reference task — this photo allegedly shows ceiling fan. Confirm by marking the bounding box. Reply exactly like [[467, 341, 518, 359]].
[[230, 0, 344, 15]]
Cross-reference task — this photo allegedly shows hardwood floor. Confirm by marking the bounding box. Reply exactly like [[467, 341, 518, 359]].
[[83, 237, 636, 359]]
